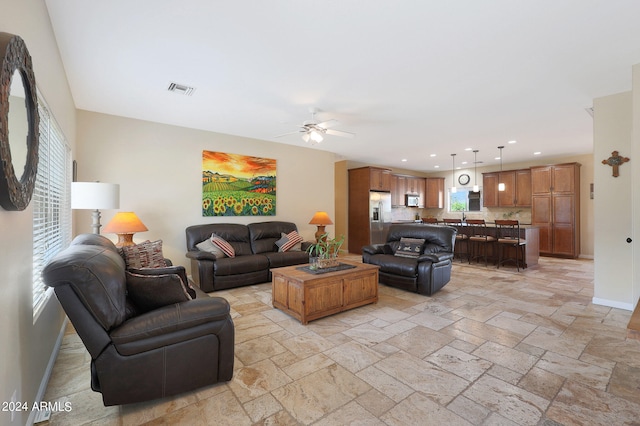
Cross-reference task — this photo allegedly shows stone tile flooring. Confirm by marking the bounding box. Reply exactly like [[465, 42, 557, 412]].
[[43, 257, 640, 425]]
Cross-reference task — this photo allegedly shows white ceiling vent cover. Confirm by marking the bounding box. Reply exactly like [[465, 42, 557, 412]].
[[167, 82, 195, 96]]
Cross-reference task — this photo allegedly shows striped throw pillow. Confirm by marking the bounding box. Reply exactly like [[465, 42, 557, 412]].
[[212, 235, 235, 258], [280, 230, 303, 252]]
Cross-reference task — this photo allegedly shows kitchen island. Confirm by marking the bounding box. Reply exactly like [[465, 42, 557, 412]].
[[422, 222, 539, 268]]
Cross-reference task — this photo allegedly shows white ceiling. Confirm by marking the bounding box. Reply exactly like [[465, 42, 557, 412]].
[[44, 0, 640, 171]]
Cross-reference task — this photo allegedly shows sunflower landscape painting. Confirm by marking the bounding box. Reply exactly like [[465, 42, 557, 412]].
[[202, 151, 276, 216]]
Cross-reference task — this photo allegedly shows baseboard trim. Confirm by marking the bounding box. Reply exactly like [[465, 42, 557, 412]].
[[592, 297, 634, 311], [26, 317, 68, 426]]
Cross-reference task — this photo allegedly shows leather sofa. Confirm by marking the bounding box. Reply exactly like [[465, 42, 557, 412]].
[[185, 221, 310, 292], [43, 234, 234, 406], [362, 224, 457, 295]]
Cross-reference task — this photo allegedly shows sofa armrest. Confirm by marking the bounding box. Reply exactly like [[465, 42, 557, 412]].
[[418, 252, 454, 263], [362, 244, 385, 255], [110, 297, 232, 355], [186, 250, 217, 261]]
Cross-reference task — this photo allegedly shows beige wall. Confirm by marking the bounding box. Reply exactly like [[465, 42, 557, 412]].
[[593, 91, 633, 309], [337, 154, 595, 257], [75, 111, 337, 272], [0, 1, 76, 425]]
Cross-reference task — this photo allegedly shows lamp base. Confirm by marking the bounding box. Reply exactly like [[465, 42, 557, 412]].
[[115, 233, 136, 248], [315, 225, 327, 242]]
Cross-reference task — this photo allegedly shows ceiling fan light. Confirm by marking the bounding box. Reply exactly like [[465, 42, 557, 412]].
[[302, 133, 310, 143], [310, 130, 323, 143]]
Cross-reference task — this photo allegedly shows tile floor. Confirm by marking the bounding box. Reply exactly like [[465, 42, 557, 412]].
[[43, 257, 640, 425]]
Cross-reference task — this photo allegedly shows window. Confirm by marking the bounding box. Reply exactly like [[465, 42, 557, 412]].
[[449, 188, 482, 212], [32, 94, 72, 319]]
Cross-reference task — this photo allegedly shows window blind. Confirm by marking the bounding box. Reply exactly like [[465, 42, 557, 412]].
[[32, 96, 72, 318]]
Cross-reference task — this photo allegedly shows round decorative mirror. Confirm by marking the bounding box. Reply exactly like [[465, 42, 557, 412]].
[[0, 32, 39, 211]]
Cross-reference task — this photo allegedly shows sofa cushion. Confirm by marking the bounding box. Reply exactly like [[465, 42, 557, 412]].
[[43, 241, 128, 331], [366, 254, 419, 277], [248, 221, 300, 254], [213, 254, 269, 276], [196, 235, 228, 258], [212, 234, 235, 257], [125, 271, 192, 313], [121, 240, 168, 269], [129, 265, 197, 299]]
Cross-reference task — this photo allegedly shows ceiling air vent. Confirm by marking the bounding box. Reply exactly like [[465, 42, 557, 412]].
[[167, 82, 195, 96]]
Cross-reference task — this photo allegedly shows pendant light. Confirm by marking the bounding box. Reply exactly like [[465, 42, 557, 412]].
[[473, 150, 479, 192], [498, 146, 505, 191], [450, 153, 457, 193]]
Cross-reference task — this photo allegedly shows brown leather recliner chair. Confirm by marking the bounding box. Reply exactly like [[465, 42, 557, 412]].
[[362, 224, 457, 296], [43, 234, 234, 406]]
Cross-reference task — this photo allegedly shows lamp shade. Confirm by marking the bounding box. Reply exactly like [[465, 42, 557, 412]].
[[71, 182, 120, 210], [309, 211, 333, 225], [102, 212, 148, 234]]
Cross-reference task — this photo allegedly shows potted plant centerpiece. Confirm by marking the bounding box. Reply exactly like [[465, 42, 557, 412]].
[[307, 233, 345, 270]]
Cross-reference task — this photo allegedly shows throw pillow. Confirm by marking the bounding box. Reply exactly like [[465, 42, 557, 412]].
[[196, 235, 227, 258], [212, 234, 235, 258], [129, 266, 197, 299], [121, 240, 168, 269], [394, 237, 425, 258], [276, 230, 303, 252], [125, 271, 192, 313]]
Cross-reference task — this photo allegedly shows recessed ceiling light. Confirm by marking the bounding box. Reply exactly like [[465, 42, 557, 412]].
[[434, 165, 440, 168], [495, 156, 501, 160], [401, 159, 407, 162], [464, 148, 472, 151], [534, 152, 541, 155], [430, 154, 436, 157], [508, 140, 517, 144], [461, 161, 468, 165]]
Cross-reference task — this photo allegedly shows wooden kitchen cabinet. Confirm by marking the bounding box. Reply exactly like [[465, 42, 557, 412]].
[[369, 167, 392, 191], [391, 175, 426, 207], [483, 169, 531, 207], [424, 177, 444, 208], [391, 174, 406, 206], [482, 172, 499, 207], [531, 163, 581, 258]]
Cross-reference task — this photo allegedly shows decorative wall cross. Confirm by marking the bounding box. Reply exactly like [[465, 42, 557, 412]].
[[602, 150, 629, 177]]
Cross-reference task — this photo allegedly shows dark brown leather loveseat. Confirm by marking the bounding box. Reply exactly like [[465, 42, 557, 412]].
[[362, 224, 457, 296], [43, 234, 234, 406], [185, 221, 310, 292]]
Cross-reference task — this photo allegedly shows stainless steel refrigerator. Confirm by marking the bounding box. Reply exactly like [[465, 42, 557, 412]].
[[370, 191, 392, 244]]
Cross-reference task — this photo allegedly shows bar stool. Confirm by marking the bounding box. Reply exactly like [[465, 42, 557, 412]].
[[495, 219, 527, 271], [422, 217, 438, 224], [442, 218, 469, 262], [466, 219, 495, 266]]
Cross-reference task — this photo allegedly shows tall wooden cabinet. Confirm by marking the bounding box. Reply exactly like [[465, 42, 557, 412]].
[[348, 167, 391, 254], [531, 163, 581, 258]]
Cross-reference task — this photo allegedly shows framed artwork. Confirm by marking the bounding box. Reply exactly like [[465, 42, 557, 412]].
[[202, 151, 276, 216]]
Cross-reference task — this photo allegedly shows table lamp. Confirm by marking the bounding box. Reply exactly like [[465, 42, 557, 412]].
[[309, 211, 333, 242], [71, 182, 120, 234], [102, 212, 149, 247]]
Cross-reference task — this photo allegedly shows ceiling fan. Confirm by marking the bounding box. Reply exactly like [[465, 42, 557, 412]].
[[275, 108, 355, 144]]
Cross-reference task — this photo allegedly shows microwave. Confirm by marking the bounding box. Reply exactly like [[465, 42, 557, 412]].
[[405, 194, 420, 207]]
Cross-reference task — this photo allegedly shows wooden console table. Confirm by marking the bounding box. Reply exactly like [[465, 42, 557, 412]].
[[272, 261, 379, 324]]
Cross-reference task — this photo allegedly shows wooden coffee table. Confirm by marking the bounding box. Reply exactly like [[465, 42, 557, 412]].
[[271, 261, 379, 324]]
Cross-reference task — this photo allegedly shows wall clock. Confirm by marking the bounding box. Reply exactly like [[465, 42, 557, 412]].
[[458, 174, 470, 186]]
